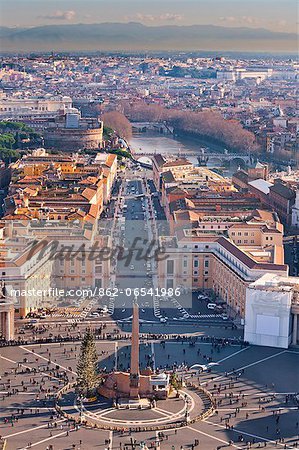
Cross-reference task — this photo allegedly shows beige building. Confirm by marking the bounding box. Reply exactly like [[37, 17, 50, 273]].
[[93, 153, 118, 204], [152, 155, 193, 190], [1, 220, 111, 319], [158, 219, 288, 317], [0, 95, 72, 116], [44, 110, 103, 151]]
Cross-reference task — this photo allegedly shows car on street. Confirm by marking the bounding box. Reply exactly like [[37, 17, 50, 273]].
[[207, 303, 217, 310]]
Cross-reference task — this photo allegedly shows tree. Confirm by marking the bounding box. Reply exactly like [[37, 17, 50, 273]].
[[0, 133, 15, 149], [0, 147, 20, 163], [76, 329, 98, 397], [123, 101, 260, 154], [102, 111, 132, 141]]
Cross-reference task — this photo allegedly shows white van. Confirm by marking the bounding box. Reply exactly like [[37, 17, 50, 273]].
[[207, 303, 217, 310]]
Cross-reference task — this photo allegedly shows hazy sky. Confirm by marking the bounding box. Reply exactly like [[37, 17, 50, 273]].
[[0, 0, 297, 32]]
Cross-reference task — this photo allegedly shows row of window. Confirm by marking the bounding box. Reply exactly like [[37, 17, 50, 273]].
[[0, 106, 49, 111], [231, 231, 255, 237], [167, 258, 209, 273]]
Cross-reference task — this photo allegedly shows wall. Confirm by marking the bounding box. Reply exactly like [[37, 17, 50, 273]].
[[244, 286, 292, 348]]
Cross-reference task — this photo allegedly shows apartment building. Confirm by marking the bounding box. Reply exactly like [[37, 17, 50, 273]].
[[0, 95, 72, 116], [1, 220, 111, 318], [152, 154, 193, 190], [5, 150, 107, 222], [0, 150, 116, 320], [233, 167, 298, 228], [156, 156, 288, 318], [93, 153, 118, 204], [158, 224, 288, 317]]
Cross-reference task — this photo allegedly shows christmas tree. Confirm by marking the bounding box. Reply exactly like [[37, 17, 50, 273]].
[[76, 329, 98, 397]]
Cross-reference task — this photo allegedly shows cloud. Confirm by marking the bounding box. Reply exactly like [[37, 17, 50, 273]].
[[219, 16, 289, 30], [219, 16, 260, 26], [219, 16, 238, 24], [126, 12, 183, 23], [159, 13, 183, 22], [38, 10, 76, 21], [241, 16, 260, 26], [135, 13, 156, 22]]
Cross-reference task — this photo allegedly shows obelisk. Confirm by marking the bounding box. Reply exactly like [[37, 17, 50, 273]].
[[129, 300, 140, 399]]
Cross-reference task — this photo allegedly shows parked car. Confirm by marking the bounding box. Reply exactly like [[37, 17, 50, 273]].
[[207, 303, 217, 310]]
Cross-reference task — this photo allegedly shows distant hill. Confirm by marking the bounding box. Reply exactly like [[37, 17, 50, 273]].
[[0, 22, 296, 53]]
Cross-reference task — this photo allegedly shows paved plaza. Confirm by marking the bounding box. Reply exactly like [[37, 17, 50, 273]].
[[1, 327, 299, 449]]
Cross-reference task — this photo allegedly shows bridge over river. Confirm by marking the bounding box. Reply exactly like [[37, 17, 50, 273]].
[[132, 150, 253, 166]]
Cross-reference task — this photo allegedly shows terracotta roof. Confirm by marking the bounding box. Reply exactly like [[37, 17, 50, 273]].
[[232, 170, 248, 183], [166, 186, 186, 195], [88, 204, 99, 218], [81, 187, 97, 202], [161, 171, 176, 183], [105, 154, 117, 167], [152, 154, 166, 168], [269, 182, 295, 200]]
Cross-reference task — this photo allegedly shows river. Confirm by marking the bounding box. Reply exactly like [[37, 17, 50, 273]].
[[129, 131, 240, 173]]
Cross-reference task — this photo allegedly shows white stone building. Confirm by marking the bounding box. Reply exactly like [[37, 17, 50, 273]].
[[244, 273, 299, 348]]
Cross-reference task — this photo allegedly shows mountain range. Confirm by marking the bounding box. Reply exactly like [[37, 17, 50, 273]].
[[0, 22, 296, 53]]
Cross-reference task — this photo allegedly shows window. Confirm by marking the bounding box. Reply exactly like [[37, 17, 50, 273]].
[[204, 260, 209, 267], [166, 260, 174, 275], [193, 278, 198, 282], [194, 260, 199, 268], [183, 260, 188, 268], [166, 279, 174, 289]]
